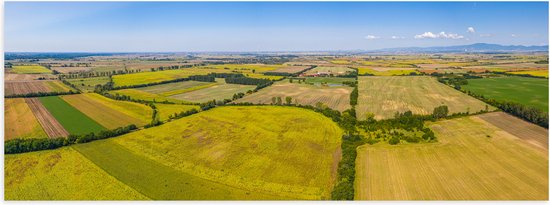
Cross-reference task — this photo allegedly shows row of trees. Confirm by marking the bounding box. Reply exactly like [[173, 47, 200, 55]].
[[5, 124, 138, 154], [5, 90, 79, 98]]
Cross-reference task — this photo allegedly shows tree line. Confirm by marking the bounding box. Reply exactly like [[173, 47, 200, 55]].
[[5, 124, 138, 154], [5, 90, 79, 98]]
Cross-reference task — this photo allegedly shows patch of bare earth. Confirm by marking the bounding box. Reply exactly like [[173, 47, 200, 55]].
[[25, 98, 69, 138]]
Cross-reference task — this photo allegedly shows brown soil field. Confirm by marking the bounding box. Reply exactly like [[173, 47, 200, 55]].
[[51, 67, 92, 73], [5, 73, 57, 81], [476, 112, 548, 150], [234, 80, 352, 111], [368, 67, 417, 71], [5, 82, 51, 95], [25, 98, 70, 138], [269, 66, 310, 73]]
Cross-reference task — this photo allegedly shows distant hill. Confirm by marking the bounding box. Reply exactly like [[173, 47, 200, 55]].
[[369, 43, 548, 53]]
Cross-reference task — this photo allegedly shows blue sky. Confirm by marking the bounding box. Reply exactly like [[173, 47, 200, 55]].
[[5, 2, 549, 52]]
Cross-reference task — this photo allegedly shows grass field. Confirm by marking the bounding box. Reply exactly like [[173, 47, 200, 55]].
[[112, 68, 226, 87], [355, 113, 548, 200], [507, 70, 549, 78], [155, 104, 200, 121], [61, 94, 151, 129], [136, 80, 216, 96], [356, 76, 492, 120], [11, 65, 52, 74], [38, 96, 105, 135], [5, 147, 148, 200], [5, 98, 47, 140], [66, 77, 111, 91], [110, 106, 342, 199], [305, 66, 355, 76], [109, 89, 188, 104], [235, 80, 352, 111], [169, 82, 256, 103], [462, 76, 548, 111]]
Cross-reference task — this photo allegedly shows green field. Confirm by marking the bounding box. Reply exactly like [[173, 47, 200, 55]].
[[11, 65, 52, 74], [66, 77, 111, 91], [39, 96, 105, 135], [5, 106, 342, 200], [169, 83, 256, 103], [5, 147, 148, 200], [355, 114, 548, 200], [356, 76, 493, 120], [462, 76, 549, 111]]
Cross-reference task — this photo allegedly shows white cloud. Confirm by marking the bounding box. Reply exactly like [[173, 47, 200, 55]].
[[365, 35, 380, 40], [511, 34, 517, 37], [414, 32, 464, 39], [391, 36, 405, 39], [467, 27, 475, 33]]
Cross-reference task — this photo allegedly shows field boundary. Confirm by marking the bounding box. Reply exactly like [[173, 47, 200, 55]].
[[25, 98, 70, 138]]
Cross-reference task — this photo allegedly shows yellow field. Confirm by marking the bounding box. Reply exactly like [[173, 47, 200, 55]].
[[356, 76, 493, 120], [155, 103, 200, 121], [357, 67, 419, 76], [111, 106, 342, 199], [4, 98, 47, 140], [83, 93, 153, 124], [201, 64, 283, 73], [44, 81, 72, 92], [5, 147, 149, 200], [112, 68, 226, 87], [109, 89, 189, 104], [507, 70, 549, 78], [61, 94, 151, 129], [10, 65, 52, 74], [355, 114, 548, 200]]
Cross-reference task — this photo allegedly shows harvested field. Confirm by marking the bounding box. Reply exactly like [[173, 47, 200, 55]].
[[304, 66, 355, 76], [357, 67, 418, 76], [357, 76, 493, 120], [235, 80, 352, 112], [269, 66, 310, 74], [5, 98, 47, 140], [5, 147, 148, 200], [51, 66, 92, 73], [477, 112, 548, 150], [61, 94, 151, 129], [5, 73, 56, 81], [5, 81, 73, 96], [25, 98, 69, 138], [38, 96, 105, 135], [355, 114, 548, 200]]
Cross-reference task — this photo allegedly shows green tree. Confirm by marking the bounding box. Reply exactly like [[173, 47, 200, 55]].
[[285, 96, 293, 105], [432, 105, 449, 119]]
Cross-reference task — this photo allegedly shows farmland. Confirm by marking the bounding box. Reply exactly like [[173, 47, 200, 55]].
[[462, 76, 548, 111], [5, 81, 73, 96], [507, 70, 549, 78], [38, 96, 105, 135], [155, 104, 200, 121], [355, 113, 548, 200], [304, 66, 355, 76], [65, 77, 111, 91], [10, 65, 52, 74], [25, 98, 70, 138], [112, 68, 226, 87], [357, 67, 419, 76], [109, 89, 188, 104], [4, 98, 47, 140], [356, 76, 492, 120], [169, 82, 256, 103], [61, 94, 152, 129], [136, 80, 217, 96], [235, 80, 352, 111], [6, 106, 343, 200], [4, 147, 149, 200]]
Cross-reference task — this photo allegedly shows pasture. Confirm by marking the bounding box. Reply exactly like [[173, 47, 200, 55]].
[[61, 94, 152, 129], [235, 80, 352, 111], [356, 76, 492, 120], [355, 113, 548, 200], [4, 147, 149, 200], [462, 76, 548, 111], [38, 96, 105, 135], [10, 65, 52, 74], [5, 98, 47, 140]]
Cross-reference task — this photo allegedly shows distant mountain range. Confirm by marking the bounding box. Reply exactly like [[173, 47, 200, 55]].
[[368, 43, 548, 53]]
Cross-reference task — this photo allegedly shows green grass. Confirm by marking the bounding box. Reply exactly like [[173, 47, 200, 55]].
[[38, 96, 105, 135], [5, 147, 148, 200], [462, 76, 548, 111], [11, 65, 52, 74], [73, 140, 282, 200], [111, 106, 342, 199]]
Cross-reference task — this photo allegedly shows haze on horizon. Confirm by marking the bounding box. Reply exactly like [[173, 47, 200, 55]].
[[5, 2, 549, 52]]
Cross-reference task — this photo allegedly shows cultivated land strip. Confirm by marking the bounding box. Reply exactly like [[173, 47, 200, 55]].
[[24, 98, 69, 138], [5, 98, 47, 140], [476, 112, 548, 150]]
